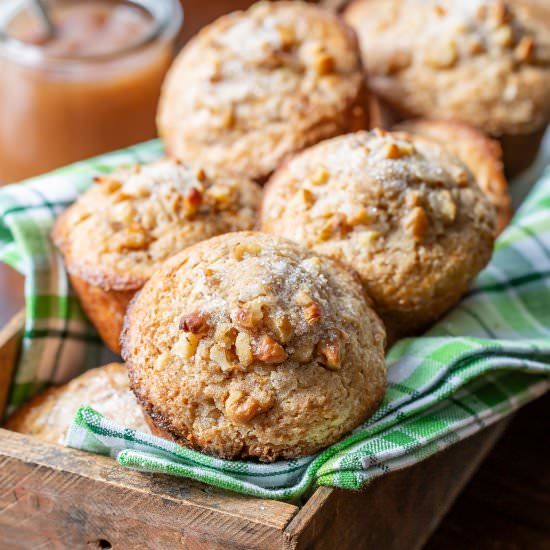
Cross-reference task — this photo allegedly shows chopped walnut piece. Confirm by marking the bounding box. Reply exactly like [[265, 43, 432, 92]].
[[319, 214, 348, 241], [468, 38, 486, 55], [300, 188, 315, 206], [235, 332, 253, 367], [233, 242, 261, 260], [183, 187, 203, 216], [515, 36, 535, 62], [302, 256, 322, 274], [225, 389, 273, 424], [206, 184, 232, 208], [173, 332, 200, 360], [113, 224, 149, 251], [434, 4, 446, 17], [195, 168, 206, 182], [426, 40, 458, 69], [404, 207, 429, 241], [437, 190, 457, 224], [267, 314, 294, 343], [406, 190, 423, 208], [255, 335, 288, 364], [295, 288, 313, 307], [179, 310, 209, 334], [490, 1, 512, 27], [277, 25, 295, 50], [317, 341, 341, 371], [220, 107, 235, 129], [210, 344, 235, 372], [310, 169, 329, 186], [304, 303, 322, 325], [100, 178, 122, 193], [494, 25, 514, 48], [232, 302, 264, 329], [386, 50, 412, 74], [214, 322, 237, 347], [291, 341, 314, 363], [384, 141, 414, 159], [111, 202, 135, 225], [154, 352, 171, 372], [314, 51, 335, 75], [347, 208, 372, 226], [357, 230, 379, 247]]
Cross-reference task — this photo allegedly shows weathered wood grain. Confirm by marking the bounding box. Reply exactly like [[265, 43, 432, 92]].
[[0, 428, 298, 550], [0, 309, 24, 417], [283, 419, 510, 550]]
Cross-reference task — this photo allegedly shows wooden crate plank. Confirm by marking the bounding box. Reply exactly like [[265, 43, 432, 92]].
[[0, 309, 23, 417], [283, 419, 510, 550], [0, 429, 298, 550]]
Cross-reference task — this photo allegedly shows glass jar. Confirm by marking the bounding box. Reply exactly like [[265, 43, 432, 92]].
[[0, 0, 182, 184]]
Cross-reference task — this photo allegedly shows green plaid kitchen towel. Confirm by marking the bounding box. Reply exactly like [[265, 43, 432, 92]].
[[1, 139, 549, 501]]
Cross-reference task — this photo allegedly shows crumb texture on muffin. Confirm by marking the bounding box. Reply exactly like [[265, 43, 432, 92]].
[[52, 159, 261, 291], [345, 0, 550, 136], [261, 130, 496, 336], [158, 1, 367, 181], [396, 118, 511, 234], [5, 363, 148, 444], [122, 232, 386, 461]]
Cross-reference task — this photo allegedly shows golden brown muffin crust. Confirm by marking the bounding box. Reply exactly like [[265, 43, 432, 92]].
[[261, 130, 496, 336], [52, 159, 261, 352], [396, 119, 512, 234], [122, 232, 386, 461], [52, 159, 261, 290], [5, 363, 149, 444], [158, 1, 368, 181], [345, 0, 550, 136]]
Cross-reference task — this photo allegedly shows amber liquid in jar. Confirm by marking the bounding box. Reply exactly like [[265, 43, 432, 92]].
[[0, 0, 181, 184]]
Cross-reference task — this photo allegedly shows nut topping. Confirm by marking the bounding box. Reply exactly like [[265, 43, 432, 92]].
[[515, 36, 534, 62], [183, 187, 203, 216], [404, 207, 429, 241], [304, 303, 322, 325], [225, 389, 273, 424], [233, 242, 261, 260], [179, 310, 209, 334], [255, 335, 288, 364], [267, 314, 294, 343], [210, 344, 235, 372], [233, 302, 264, 329], [317, 341, 341, 371], [235, 332, 253, 367], [173, 333, 200, 360], [290, 341, 314, 363]]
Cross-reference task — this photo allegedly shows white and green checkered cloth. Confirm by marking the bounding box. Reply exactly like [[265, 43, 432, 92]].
[[1, 139, 549, 501]]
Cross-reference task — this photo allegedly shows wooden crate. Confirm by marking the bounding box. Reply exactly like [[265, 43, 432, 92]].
[[0, 313, 509, 550]]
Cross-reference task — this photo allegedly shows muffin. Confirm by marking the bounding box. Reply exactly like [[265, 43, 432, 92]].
[[157, 1, 367, 182], [396, 119, 512, 234], [52, 159, 261, 353], [260, 130, 496, 337], [5, 363, 149, 444], [344, 0, 550, 175], [122, 232, 386, 461]]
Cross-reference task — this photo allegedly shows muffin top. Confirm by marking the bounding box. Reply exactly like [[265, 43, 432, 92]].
[[261, 130, 496, 334], [157, 1, 367, 181], [52, 159, 261, 291], [396, 119, 511, 235], [5, 364, 149, 444], [345, 0, 550, 135], [122, 232, 386, 461]]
